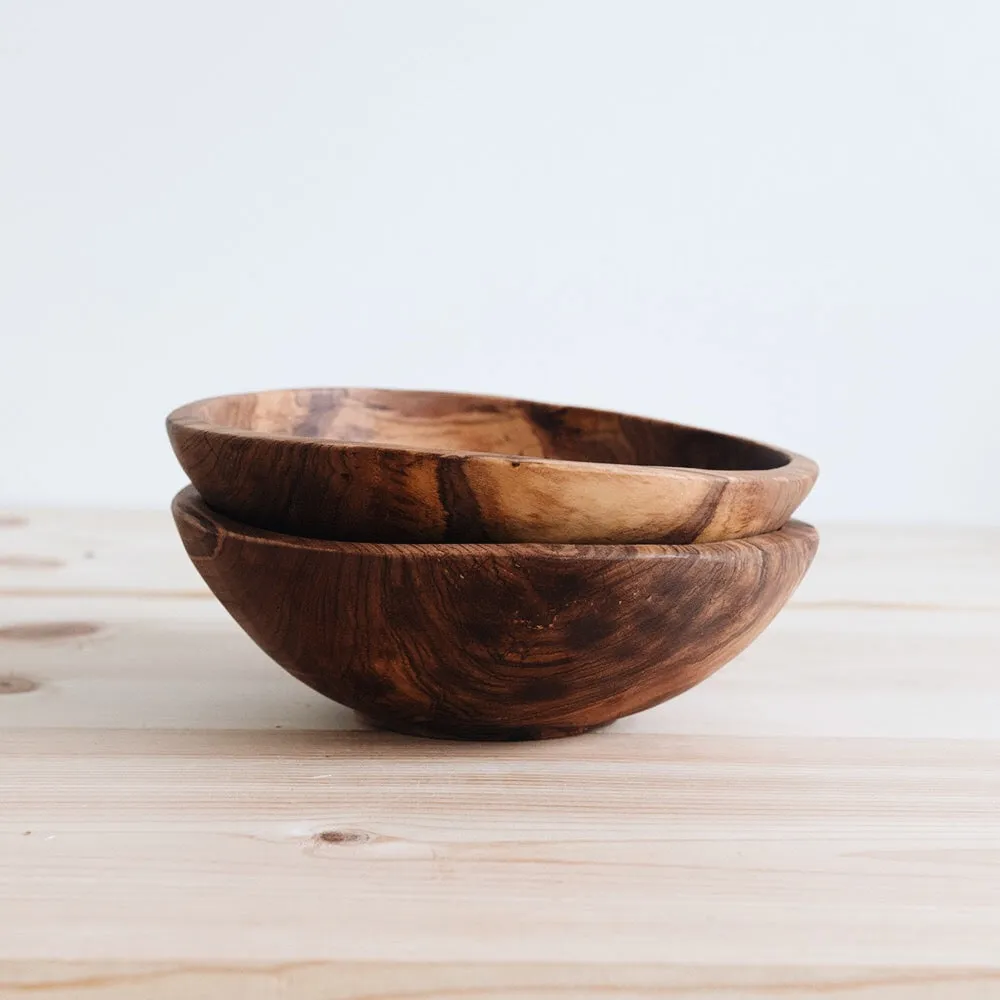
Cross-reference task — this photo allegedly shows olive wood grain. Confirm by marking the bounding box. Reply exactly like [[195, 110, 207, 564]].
[[167, 388, 818, 544], [172, 486, 818, 740]]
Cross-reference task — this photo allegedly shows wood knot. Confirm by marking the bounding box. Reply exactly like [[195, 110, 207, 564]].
[[0, 516, 28, 528], [0, 676, 40, 695], [315, 829, 372, 845], [0, 622, 102, 642]]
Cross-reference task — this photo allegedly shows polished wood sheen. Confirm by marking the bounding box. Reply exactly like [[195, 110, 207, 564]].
[[172, 486, 818, 739], [167, 388, 818, 544]]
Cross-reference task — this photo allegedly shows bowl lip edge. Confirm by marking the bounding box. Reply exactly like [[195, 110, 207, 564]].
[[173, 485, 819, 562]]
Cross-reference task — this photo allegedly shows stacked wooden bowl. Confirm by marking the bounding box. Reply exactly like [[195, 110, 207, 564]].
[[168, 388, 819, 740]]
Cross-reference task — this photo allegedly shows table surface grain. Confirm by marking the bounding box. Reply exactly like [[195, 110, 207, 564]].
[[1, 510, 998, 999]]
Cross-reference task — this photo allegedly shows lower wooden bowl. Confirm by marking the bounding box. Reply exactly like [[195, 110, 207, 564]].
[[173, 487, 818, 740]]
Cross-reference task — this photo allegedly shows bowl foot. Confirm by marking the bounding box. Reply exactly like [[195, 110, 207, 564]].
[[359, 714, 611, 742]]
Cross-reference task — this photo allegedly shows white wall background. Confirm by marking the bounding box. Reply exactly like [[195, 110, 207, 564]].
[[2, 0, 997, 522]]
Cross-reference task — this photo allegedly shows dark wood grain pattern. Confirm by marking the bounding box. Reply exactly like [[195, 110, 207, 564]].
[[173, 486, 818, 740], [167, 388, 818, 545]]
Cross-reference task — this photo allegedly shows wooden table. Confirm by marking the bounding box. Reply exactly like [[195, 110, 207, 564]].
[[1, 511, 998, 998]]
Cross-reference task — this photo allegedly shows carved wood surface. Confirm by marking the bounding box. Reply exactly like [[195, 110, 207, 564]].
[[173, 486, 817, 739], [168, 388, 818, 544]]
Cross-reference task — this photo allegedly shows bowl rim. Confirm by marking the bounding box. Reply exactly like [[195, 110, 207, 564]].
[[173, 485, 819, 562], [166, 386, 819, 484]]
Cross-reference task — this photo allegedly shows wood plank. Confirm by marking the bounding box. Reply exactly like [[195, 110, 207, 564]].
[[0, 596, 357, 732], [2, 731, 999, 965], [2, 511, 1000, 995], [3, 961, 999, 1000], [0, 507, 204, 597], [791, 523, 1000, 611], [5, 729, 998, 837]]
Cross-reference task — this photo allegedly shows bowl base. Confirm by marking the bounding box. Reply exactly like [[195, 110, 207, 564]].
[[360, 714, 611, 742]]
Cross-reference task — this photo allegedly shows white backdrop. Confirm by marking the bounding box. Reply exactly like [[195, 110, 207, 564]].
[[2, 1, 998, 522]]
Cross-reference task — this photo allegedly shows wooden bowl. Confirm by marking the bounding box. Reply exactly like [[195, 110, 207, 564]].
[[167, 388, 817, 545], [173, 486, 818, 740]]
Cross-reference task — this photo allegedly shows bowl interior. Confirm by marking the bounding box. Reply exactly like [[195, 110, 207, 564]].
[[180, 388, 792, 472]]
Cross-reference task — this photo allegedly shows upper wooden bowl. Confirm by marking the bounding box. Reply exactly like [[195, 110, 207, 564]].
[[173, 485, 818, 740], [167, 388, 818, 544]]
